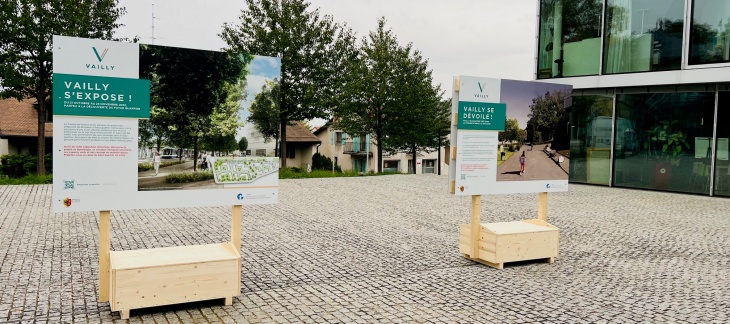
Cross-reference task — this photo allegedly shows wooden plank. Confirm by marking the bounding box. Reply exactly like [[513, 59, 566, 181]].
[[120, 310, 130, 320], [482, 221, 557, 234], [538, 192, 548, 221], [231, 205, 242, 255], [450, 180, 455, 194], [225, 297, 233, 306], [468, 257, 503, 270], [110, 243, 239, 270], [452, 112, 459, 126], [99, 210, 111, 303], [522, 219, 559, 229], [452, 147, 457, 160], [454, 77, 460, 92], [496, 231, 559, 263], [470, 195, 481, 258], [113, 259, 239, 310]]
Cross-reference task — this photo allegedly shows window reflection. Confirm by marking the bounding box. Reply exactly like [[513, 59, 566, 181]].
[[569, 95, 614, 184], [537, 0, 603, 79], [612, 92, 715, 194], [690, 0, 730, 65], [603, 0, 685, 74], [714, 92, 730, 196]]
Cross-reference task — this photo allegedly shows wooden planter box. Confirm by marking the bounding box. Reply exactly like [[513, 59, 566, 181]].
[[460, 219, 559, 269], [109, 242, 241, 319]]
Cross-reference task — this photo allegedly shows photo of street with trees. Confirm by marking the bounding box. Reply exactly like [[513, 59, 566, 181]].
[[497, 80, 572, 181], [136, 44, 277, 190]]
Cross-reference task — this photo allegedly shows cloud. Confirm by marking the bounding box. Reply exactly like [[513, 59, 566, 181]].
[[116, 0, 539, 99]]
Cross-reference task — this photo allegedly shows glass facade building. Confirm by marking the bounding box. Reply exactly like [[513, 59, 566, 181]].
[[537, 0, 730, 196]]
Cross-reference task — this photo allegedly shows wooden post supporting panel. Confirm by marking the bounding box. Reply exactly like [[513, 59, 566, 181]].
[[231, 205, 242, 254], [538, 192, 548, 221], [470, 195, 481, 258], [99, 210, 111, 302]]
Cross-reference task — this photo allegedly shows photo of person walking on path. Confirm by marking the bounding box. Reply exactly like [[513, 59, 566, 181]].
[[153, 152, 161, 176], [519, 151, 526, 175]]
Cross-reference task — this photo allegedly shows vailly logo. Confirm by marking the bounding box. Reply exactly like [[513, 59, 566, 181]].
[[86, 47, 115, 71], [475, 81, 489, 99], [92, 47, 108, 62]]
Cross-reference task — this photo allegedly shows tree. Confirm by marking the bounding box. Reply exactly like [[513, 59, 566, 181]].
[[221, 0, 356, 167], [238, 137, 248, 153], [139, 44, 251, 170], [500, 119, 522, 144], [527, 90, 570, 145], [335, 18, 444, 173], [0, 0, 127, 175], [248, 80, 281, 155]]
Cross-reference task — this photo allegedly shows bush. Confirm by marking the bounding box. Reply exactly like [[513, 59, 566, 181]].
[[0, 154, 52, 178], [0, 174, 53, 185], [279, 167, 402, 179], [311, 153, 342, 172], [138, 160, 184, 172], [164, 171, 213, 183], [508, 145, 516, 152], [515, 144, 521, 151]]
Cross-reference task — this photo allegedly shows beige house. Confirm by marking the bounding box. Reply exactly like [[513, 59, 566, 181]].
[[313, 121, 449, 175], [282, 121, 321, 169], [0, 98, 53, 159]]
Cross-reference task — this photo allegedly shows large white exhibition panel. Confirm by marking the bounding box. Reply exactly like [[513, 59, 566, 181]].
[[450, 75, 570, 195], [52, 36, 278, 212]]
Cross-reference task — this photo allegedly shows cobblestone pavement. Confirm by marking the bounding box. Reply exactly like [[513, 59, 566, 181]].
[[1, 175, 728, 323]]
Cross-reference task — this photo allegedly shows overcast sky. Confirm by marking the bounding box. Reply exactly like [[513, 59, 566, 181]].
[[116, 0, 539, 96]]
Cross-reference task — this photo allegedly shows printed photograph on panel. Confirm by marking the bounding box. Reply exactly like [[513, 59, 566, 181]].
[[496, 79, 572, 182], [136, 44, 281, 190]]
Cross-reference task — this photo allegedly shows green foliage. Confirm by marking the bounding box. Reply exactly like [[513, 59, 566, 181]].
[[248, 80, 281, 144], [311, 152, 341, 171], [138, 160, 184, 172], [500, 119, 524, 144], [0, 0, 127, 175], [140, 44, 251, 171], [527, 90, 570, 143], [334, 18, 445, 172], [0, 154, 52, 178], [238, 137, 249, 153], [164, 171, 214, 183], [645, 120, 690, 166], [278, 167, 400, 179], [0, 174, 53, 185], [221, 0, 357, 167]]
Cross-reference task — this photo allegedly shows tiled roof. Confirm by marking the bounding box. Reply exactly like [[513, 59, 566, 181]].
[[0, 98, 53, 137], [284, 121, 321, 143]]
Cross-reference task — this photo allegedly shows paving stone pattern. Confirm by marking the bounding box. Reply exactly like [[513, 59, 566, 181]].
[[0, 176, 729, 323]]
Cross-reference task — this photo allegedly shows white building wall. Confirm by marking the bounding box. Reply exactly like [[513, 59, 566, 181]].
[[0, 139, 9, 158], [241, 123, 276, 156]]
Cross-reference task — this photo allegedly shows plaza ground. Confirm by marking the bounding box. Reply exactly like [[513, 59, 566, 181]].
[[0, 175, 728, 323]]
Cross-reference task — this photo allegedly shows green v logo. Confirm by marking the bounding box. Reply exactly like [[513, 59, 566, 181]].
[[477, 82, 485, 93], [92, 47, 108, 62]]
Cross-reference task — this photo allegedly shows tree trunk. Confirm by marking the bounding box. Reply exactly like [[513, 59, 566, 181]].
[[375, 131, 383, 173], [193, 138, 199, 171], [36, 95, 46, 175], [411, 144, 417, 174], [437, 136, 442, 176], [274, 136, 279, 157], [279, 119, 287, 167]]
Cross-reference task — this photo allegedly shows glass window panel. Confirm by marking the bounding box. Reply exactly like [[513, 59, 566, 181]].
[[538, 0, 603, 79], [612, 92, 715, 194], [714, 92, 730, 196], [690, 0, 730, 65], [603, 0, 685, 74], [569, 95, 614, 185]]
